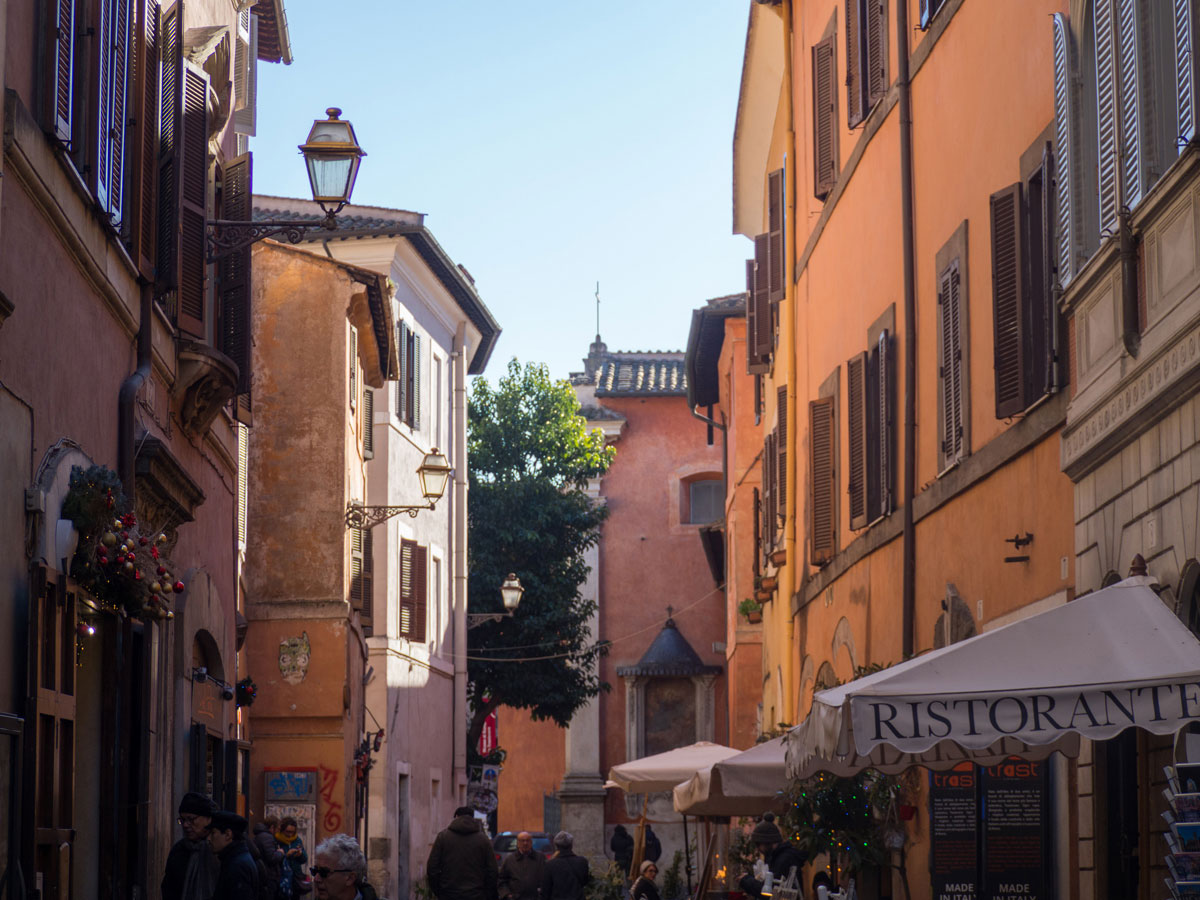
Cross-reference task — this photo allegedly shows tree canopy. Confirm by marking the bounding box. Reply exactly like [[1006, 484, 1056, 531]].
[[466, 359, 615, 755]]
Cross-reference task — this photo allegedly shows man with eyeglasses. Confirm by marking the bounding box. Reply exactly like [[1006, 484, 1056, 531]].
[[310, 834, 370, 900], [162, 792, 220, 900]]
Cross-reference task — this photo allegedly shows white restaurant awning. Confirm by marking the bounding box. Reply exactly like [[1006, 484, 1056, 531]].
[[673, 736, 787, 816], [786, 579, 1200, 777], [609, 741, 739, 794]]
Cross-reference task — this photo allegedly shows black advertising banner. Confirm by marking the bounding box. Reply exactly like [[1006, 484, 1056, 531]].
[[930, 762, 978, 900], [980, 758, 1050, 900]]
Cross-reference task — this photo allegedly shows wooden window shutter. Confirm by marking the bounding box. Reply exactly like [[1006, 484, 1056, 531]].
[[846, 0, 865, 127], [776, 386, 788, 521], [846, 352, 868, 529], [1095, 0, 1120, 236], [752, 487, 762, 577], [396, 322, 409, 418], [876, 329, 895, 519], [156, 3, 182, 300], [176, 60, 209, 338], [990, 182, 1027, 418], [405, 329, 416, 425], [809, 397, 836, 565], [1053, 13, 1078, 287], [938, 262, 966, 469], [45, 0, 77, 144], [363, 389, 374, 459], [412, 542, 427, 643], [812, 36, 838, 200], [130, 0, 160, 280], [349, 328, 358, 409], [350, 526, 365, 609], [1117, 0, 1144, 210], [413, 333, 422, 430], [1038, 145, 1061, 395], [400, 538, 415, 638], [750, 235, 773, 369], [360, 527, 374, 635], [27, 568, 78, 900], [768, 168, 786, 303], [236, 424, 248, 545], [1177, 0, 1197, 145], [219, 152, 253, 400], [745, 259, 766, 374], [866, 0, 888, 105], [761, 432, 774, 553], [95, 0, 132, 226], [234, 11, 258, 135], [919, 0, 931, 29]]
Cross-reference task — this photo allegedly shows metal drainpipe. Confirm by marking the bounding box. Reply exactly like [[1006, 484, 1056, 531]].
[[897, 0, 918, 659], [1119, 210, 1140, 358], [451, 326, 469, 796], [118, 282, 154, 495], [689, 405, 728, 494], [782, 0, 798, 718]]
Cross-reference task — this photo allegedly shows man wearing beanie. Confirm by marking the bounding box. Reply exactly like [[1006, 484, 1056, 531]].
[[737, 813, 807, 900], [208, 810, 260, 900], [427, 806, 499, 900], [162, 792, 220, 900]]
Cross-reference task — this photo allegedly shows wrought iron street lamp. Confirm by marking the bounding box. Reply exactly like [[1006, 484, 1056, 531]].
[[345, 449, 452, 530], [468, 573, 524, 629], [208, 107, 367, 261]]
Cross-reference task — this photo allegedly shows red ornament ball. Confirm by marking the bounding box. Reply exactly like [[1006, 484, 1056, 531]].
[[173, 581, 185, 593], [157, 566, 166, 576]]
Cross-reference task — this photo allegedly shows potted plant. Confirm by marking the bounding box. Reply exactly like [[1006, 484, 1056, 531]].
[[738, 598, 763, 624]]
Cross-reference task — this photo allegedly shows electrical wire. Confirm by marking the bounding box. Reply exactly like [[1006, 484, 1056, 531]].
[[464, 585, 723, 662]]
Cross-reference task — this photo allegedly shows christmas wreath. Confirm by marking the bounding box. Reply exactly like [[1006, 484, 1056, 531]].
[[62, 465, 182, 619], [236, 677, 257, 707]]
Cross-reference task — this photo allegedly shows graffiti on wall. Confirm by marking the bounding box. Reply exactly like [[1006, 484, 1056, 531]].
[[278, 632, 311, 685], [319, 763, 343, 834]]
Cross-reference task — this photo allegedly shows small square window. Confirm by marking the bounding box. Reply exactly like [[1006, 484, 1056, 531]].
[[688, 480, 723, 525]]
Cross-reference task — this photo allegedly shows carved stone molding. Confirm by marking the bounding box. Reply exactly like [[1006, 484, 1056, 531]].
[[135, 437, 206, 550], [174, 341, 238, 436]]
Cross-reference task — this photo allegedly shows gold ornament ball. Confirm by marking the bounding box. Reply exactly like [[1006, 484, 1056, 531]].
[[124, 561, 135, 572], [102, 532, 118, 547], [151, 582, 162, 594]]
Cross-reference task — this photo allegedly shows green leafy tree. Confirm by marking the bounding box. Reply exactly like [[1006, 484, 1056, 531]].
[[466, 359, 616, 755]]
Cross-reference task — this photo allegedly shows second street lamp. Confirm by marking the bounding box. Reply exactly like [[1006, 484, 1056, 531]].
[[208, 107, 367, 261], [468, 574, 525, 629]]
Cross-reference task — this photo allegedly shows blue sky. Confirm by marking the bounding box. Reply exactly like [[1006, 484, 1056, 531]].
[[253, 2, 752, 382]]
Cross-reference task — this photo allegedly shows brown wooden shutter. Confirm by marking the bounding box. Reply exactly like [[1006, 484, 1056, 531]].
[[990, 182, 1026, 418], [237, 424, 248, 545], [754, 234, 772, 360], [1038, 145, 1059, 394], [809, 397, 836, 565], [396, 322, 409, 417], [362, 388, 374, 460], [156, 3, 182, 301], [400, 538, 415, 638], [846, 0, 864, 127], [350, 526, 364, 609], [405, 329, 416, 425], [846, 352, 867, 529], [129, 0, 160, 279], [46, 0, 77, 144], [938, 261, 966, 468], [219, 153, 253, 401], [413, 333, 422, 430], [107, 0, 132, 227], [752, 487, 762, 577], [866, 0, 888, 105], [776, 386, 788, 520], [26, 567, 78, 900], [176, 60, 209, 338], [768, 168, 786, 303], [412, 542, 427, 643], [876, 329, 894, 518], [360, 527, 374, 636], [812, 36, 838, 200], [761, 432, 773, 555]]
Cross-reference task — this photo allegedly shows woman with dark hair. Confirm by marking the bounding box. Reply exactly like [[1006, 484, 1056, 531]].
[[276, 817, 309, 894]]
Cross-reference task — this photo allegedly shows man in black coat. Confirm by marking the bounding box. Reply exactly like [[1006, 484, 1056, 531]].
[[542, 832, 589, 900], [209, 810, 260, 900], [499, 832, 545, 900], [609, 825, 633, 877], [427, 806, 499, 900], [162, 792, 220, 900], [738, 814, 807, 900]]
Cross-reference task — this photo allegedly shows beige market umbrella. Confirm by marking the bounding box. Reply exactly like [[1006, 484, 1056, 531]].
[[608, 741, 739, 793], [673, 736, 788, 816]]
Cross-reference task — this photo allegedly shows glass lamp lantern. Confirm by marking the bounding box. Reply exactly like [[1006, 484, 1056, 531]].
[[500, 574, 524, 612], [299, 107, 366, 213], [418, 449, 452, 502]]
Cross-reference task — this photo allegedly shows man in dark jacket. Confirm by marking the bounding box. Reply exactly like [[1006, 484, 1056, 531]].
[[209, 810, 260, 900], [738, 814, 807, 900], [253, 818, 286, 900], [609, 825, 633, 877], [427, 806, 499, 900], [499, 832, 545, 900], [642, 827, 662, 865], [162, 792, 220, 900], [542, 832, 589, 900]]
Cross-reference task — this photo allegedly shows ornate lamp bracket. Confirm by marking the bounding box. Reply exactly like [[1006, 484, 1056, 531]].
[[345, 501, 436, 530], [207, 207, 345, 262]]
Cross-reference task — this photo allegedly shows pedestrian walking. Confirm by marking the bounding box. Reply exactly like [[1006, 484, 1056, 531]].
[[630, 861, 660, 900], [737, 813, 807, 900], [253, 817, 288, 900], [310, 833, 370, 900], [276, 817, 310, 894], [541, 832, 589, 900], [609, 825, 633, 877], [161, 791, 220, 900], [427, 806, 499, 900], [208, 810, 260, 900], [498, 831, 546, 900]]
